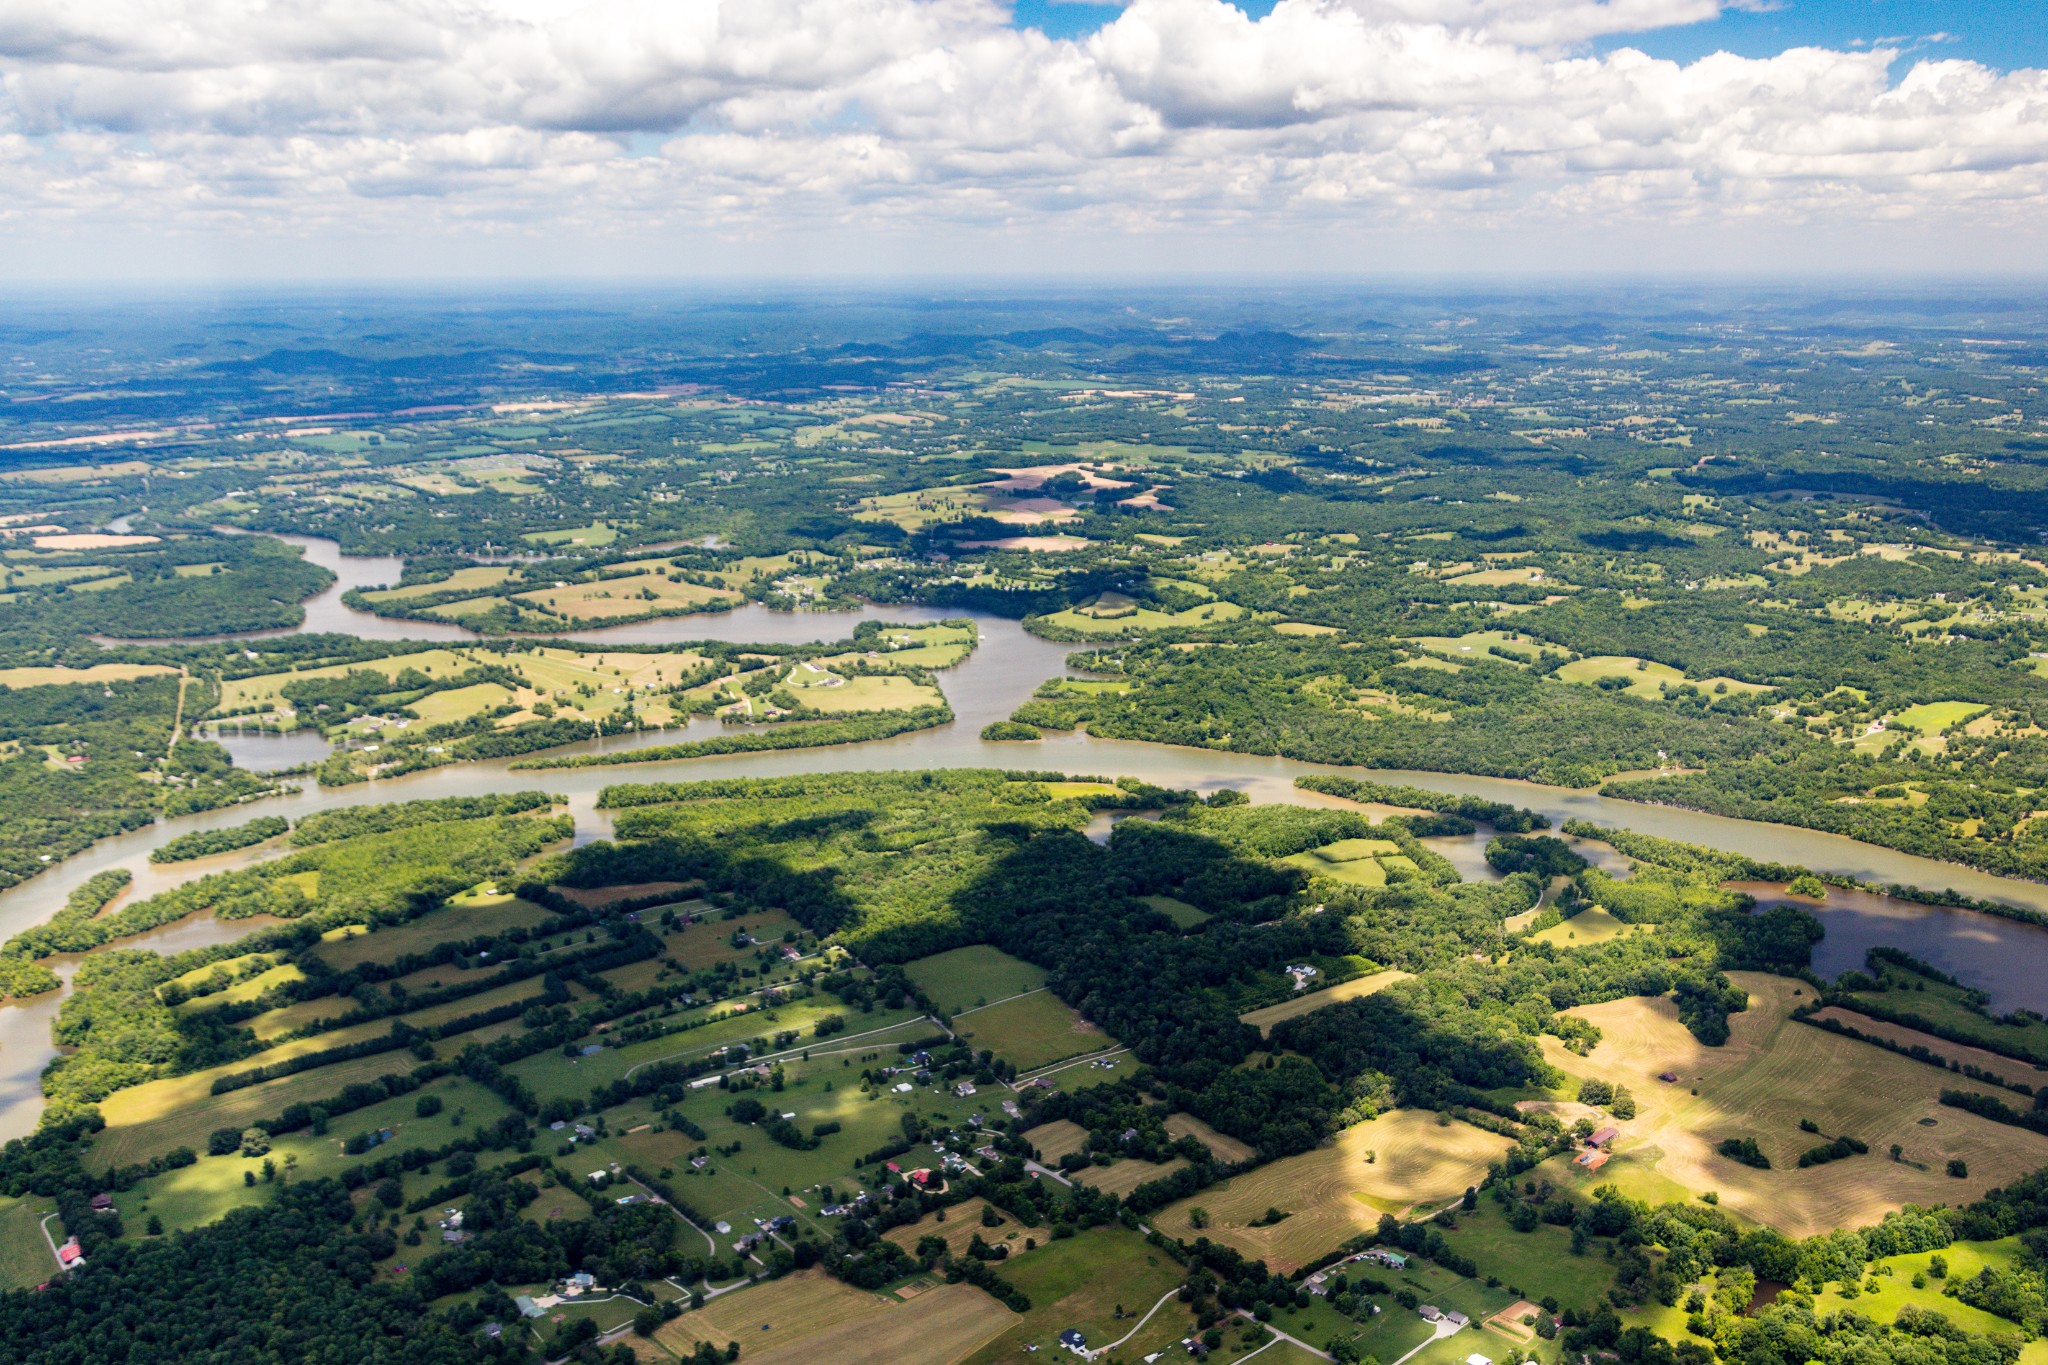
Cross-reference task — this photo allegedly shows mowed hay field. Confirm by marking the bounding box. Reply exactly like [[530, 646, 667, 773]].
[[1076, 1156, 1188, 1196], [657, 1270, 1011, 1365], [904, 945, 1047, 1014], [953, 990, 1107, 1072], [1541, 972, 2048, 1237], [1240, 969, 1413, 1035], [1153, 1110, 1515, 1272], [1165, 1112, 1256, 1164]]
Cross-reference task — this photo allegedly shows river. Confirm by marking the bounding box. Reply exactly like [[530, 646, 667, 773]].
[[8, 533, 2048, 1138]]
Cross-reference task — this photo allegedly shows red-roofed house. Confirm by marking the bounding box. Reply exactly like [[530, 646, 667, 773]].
[[56, 1238, 84, 1269], [1588, 1127, 1619, 1148]]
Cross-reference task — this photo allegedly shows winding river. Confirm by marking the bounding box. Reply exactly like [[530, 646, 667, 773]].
[[2, 533, 2042, 1138]]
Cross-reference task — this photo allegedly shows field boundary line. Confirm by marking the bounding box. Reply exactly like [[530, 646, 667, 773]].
[[952, 986, 1049, 1018], [621, 1014, 933, 1082]]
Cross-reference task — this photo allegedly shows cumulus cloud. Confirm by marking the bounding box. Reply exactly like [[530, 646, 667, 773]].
[[0, 0, 2045, 264]]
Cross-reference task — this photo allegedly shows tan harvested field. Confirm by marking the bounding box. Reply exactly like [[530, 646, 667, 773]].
[[1240, 969, 1412, 1035], [34, 533, 159, 549], [1153, 1109, 1515, 1271], [882, 1198, 1029, 1260], [1540, 972, 2048, 1237], [1076, 1156, 1187, 1196], [1810, 1006, 2048, 1083], [657, 1270, 1009, 1365], [1164, 1112, 1256, 1164], [0, 663, 178, 687], [1023, 1119, 1090, 1164]]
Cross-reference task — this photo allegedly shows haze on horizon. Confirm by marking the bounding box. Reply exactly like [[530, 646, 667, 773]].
[[2, 0, 2046, 282]]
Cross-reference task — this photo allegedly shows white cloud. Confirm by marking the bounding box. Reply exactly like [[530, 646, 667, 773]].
[[0, 0, 2044, 273]]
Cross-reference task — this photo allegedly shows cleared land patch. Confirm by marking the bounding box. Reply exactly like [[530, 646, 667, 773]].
[[1163, 1112, 1257, 1164], [1528, 906, 1639, 948], [1153, 1109, 1515, 1271], [658, 1268, 1010, 1365]]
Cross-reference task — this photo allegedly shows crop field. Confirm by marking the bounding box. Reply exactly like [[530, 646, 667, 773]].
[[1152, 1110, 1515, 1271], [0, 663, 179, 687], [1240, 969, 1412, 1035], [1022, 1119, 1089, 1163], [91, 1049, 436, 1172], [315, 891, 554, 970], [1539, 973, 2048, 1237], [882, 1198, 1032, 1260], [0, 1197, 56, 1292], [903, 945, 1047, 1013], [217, 648, 477, 712], [663, 908, 803, 970], [962, 1224, 1194, 1365], [1034, 599, 1246, 635], [659, 1271, 1011, 1365], [1140, 893, 1209, 928], [359, 565, 517, 602], [1891, 701, 1988, 734], [1164, 1112, 1257, 1164], [521, 521, 619, 548], [951, 990, 1107, 1072], [552, 880, 698, 911], [1075, 1155, 1187, 1196], [1528, 906, 1638, 948], [510, 999, 927, 1105], [126, 1076, 517, 1231], [788, 672, 943, 714]]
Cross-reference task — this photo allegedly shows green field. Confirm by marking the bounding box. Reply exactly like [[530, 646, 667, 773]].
[[521, 520, 618, 547], [1430, 1197, 1620, 1311], [1140, 893, 1210, 928], [1528, 906, 1639, 948], [952, 990, 1107, 1072], [1890, 701, 1988, 734], [903, 945, 1048, 1013], [315, 889, 554, 970], [1239, 969, 1412, 1035]]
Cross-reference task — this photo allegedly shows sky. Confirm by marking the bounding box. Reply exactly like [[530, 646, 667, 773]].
[[3, 0, 2047, 282]]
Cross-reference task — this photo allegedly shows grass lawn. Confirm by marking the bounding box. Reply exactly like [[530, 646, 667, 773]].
[[1141, 894, 1210, 928], [1529, 907, 1639, 949], [360, 565, 518, 602], [1153, 1111, 1515, 1272], [664, 908, 805, 971], [962, 1224, 1195, 1364], [0, 1196, 57, 1291], [904, 945, 1048, 1014], [1539, 973, 2048, 1237], [952, 990, 1109, 1072], [1240, 970, 1412, 1036]]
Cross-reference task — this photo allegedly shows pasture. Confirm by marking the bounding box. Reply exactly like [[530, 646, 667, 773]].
[[1033, 600, 1246, 636], [359, 565, 516, 602], [0, 1196, 56, 1292], [962, 1224, 1194, 1365], [1075, 1155, 1187, 1196], [903, 945, 1047, 1013], [1154, 1110, 1513, 1271], [0, 663, 178, 688], [1239, 969, 1412, 1035], [951, 990, 1107, 1072], [1539, 972, 2048, 1237], [1891, 701, 1988, 734], [790, 672, 943, 714], [314, 890, 554, 970], [1430, 1199, 1619, 1311]]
